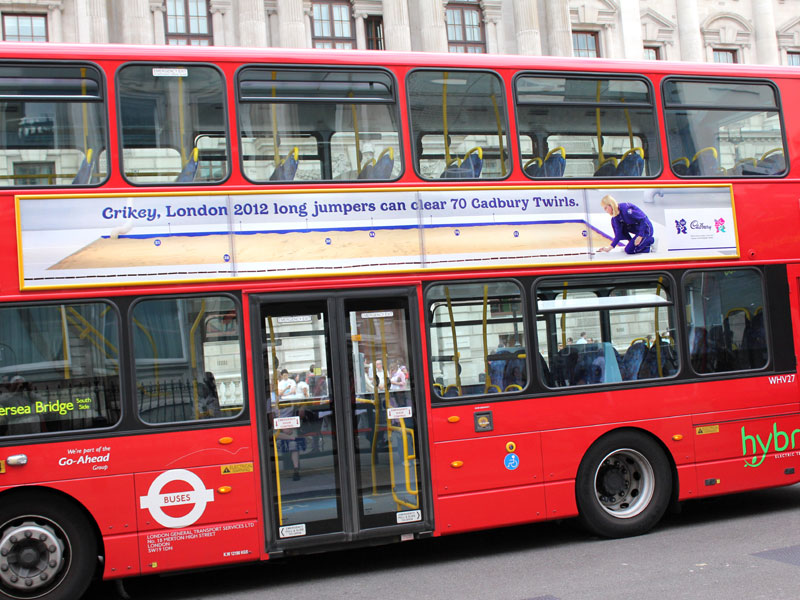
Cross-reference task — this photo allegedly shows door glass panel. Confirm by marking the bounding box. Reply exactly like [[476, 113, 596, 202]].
[[346, 301, 422, 528], [263, 304, 341, 537]]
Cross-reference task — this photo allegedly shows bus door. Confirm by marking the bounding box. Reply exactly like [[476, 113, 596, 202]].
[[252, 288, 431, 549]]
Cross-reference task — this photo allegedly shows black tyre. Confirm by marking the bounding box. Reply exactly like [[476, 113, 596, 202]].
[[0, 494, 98, 600], [575, 431, 672, 538]]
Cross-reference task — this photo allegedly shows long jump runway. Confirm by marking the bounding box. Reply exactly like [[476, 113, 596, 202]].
[[49, 222, 609, 272]]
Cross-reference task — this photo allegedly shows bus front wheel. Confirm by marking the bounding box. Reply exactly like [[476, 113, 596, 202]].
[[576, 431, 672, 538], [0, 494, 98, 600]]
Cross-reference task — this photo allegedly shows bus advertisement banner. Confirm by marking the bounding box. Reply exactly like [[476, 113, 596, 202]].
[[16, 185, 737, 289]]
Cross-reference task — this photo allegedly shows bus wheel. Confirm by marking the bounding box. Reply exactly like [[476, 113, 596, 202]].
[[0, 495, 97, 600], [576, 432, 671, 538]]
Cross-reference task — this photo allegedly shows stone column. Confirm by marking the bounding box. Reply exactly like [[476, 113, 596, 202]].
[[150, 0, 166, 45], [239, 0, 268, 47], [73, 0, 109, 43], [675, 0, 702, 61], [267, 8, 279, 47], [304, 7, 313, 48], [618, 0, 643, 59], [354, 11, 366, 50], [414, 0, 447, 53], [753, 0, 779, 65], [512, 0, 541, 55], [484, 17, 499, 54], [544, 0, 572, 56], [209, 0, 231, 46], [382, 0, 411, 51], [120, 0, 155, 44], [47, 2, 63, 43], [279, 0, 306, 48]]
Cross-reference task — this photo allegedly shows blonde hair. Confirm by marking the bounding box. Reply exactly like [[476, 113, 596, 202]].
[[600, 194, 619, 216]]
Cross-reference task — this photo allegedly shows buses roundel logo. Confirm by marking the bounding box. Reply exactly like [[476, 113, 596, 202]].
[[139, 469, 215, 528]]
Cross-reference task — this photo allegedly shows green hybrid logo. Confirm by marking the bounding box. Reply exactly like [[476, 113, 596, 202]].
[[742, 423, 800, 467]]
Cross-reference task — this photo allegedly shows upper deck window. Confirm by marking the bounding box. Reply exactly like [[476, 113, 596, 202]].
[[408, 69, 509, 180], [238, 67, 401, 182], [117, 64, 228, 185], [0, 64, 106, 187], [664, 79, 787, 177], [515, 75, 660, 179]]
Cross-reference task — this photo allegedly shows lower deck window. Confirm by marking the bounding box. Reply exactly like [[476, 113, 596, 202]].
[[536, 277, 678, 388], [133, 295, 244, 424], [0, 301, 120, 436]]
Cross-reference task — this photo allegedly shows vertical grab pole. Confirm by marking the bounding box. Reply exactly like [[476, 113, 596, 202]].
[[444, 286, 462, 395], [267, 316, 284, 525]]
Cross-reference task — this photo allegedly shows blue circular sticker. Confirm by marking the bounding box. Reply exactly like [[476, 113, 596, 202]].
[[154, 239, 161, 247], [504, 453, 520, 471]]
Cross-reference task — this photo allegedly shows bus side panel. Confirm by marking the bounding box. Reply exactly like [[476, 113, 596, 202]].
[[103, 534, 140, 579], [134, 465, 260, 573], [0, 474, 136, 533], [538, 416, 696, 489], [433, 431, 543, 495], [432, 431, 545, 534], [692, 412, 800, 497], [435, 484, 547, 535]]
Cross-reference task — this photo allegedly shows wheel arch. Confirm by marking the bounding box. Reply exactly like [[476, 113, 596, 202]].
[[578, 426, 680, 512], [0, 484, 105, 561]]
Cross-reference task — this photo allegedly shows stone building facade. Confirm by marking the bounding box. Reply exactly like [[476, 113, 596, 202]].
[[0, 0, 798, 65]]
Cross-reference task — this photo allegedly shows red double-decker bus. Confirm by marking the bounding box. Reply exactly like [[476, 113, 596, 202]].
[[0, 42, 798, 600]]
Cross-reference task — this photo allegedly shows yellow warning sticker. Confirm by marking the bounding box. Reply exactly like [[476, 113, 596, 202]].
[[696, 425, 720, 435], [221, 462, 254, 474], [0, 459, 5, 474]]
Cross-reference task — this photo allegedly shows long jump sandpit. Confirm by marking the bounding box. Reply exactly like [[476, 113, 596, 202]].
[[49, 222, 609, 271]]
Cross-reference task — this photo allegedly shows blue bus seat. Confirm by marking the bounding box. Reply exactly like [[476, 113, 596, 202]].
[[593, 156, 617, 177], [671, 157, 690, 175], [440, 147, 483, 179], [270, 147, 299, 181], [688, 147, 718, 176], [615, 147, 644, 176], [757, 148, 785, 174], [72, 148, 95, 184], [543, 147, 566, 177], [176, 147, 199, 182], [358, 147, 394, 180], [523, 157, 543, 177]]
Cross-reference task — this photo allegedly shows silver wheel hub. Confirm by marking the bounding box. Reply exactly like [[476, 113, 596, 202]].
[[593, 448, 655, 519], [0, 520, 65, 593]]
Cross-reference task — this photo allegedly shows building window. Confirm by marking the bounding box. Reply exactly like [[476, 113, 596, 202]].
[[165, 0, 212, 46], [643, 46, 661, 60], [788, 52, 800, 67], [572, 31, 599, 58], [713, 49, 737, 63], [446, 1, 485, 53], [14, 162, 54, 186], [365, 16, 384, 50], [2, 14, 47, 42], [312, 2, 355, 49]]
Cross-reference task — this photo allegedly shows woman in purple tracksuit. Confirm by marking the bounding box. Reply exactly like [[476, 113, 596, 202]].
[[597, 194, 655, 255]]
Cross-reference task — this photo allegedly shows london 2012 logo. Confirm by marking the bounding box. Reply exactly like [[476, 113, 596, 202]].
[[139, 469, 215, 528], [675, 218, 688, 235], [714, 218, 726, 233]]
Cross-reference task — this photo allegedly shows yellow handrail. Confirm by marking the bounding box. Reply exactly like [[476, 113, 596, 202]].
[[490, 92, 506, 176], [444, 286, 462, 396], [189, 300, 206, 419]]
